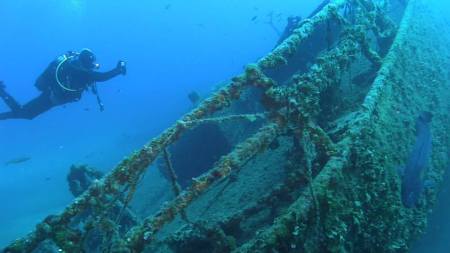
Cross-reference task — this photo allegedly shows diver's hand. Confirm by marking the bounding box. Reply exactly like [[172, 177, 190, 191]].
[[117, 61, 127, 75]]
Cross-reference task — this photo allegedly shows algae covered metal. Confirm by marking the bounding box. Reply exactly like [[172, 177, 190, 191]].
[[4, 0, 450, 252]]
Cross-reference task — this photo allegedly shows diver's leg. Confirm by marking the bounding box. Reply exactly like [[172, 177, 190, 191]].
[[0, 82, 22, 111], [17, 93, 54, 119], [0, 93, 53, 120], [0, 111, 15, 120]]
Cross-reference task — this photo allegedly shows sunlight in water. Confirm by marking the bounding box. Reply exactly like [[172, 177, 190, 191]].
[[66, 0, 86, 15]]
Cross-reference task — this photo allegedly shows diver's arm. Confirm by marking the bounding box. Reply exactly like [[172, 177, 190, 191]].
[[67, 61, 126, 83], [89, 68, 122, 82], [88, 61, 127, 82]]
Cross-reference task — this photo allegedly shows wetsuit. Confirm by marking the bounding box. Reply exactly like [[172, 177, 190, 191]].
[[0, 56, 123, 120], [275, 0, 331, 47], [275, 16, 303, 46]]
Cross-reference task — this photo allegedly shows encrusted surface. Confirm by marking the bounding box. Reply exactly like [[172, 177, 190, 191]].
[[4, 0, 450, 252]]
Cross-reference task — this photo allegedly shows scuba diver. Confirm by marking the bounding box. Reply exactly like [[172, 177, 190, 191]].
[[0, 48, 127, 120], [274, 0, 331, 47], [275, 16, 303, 46]]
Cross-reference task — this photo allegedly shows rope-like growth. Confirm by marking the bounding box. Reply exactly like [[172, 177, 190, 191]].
[[179, 113, 267, 129], [163, 148, 183, 197], [124, 123, 282, 252], [4, 1, 429, 252], [4, 72, 256, 253], [163, 148, 188, 221]]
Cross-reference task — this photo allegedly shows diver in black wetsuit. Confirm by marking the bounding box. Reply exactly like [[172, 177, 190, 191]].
[[275, 0, 331, 47], [0, 48, 127, 120], [275, 16, 303, 46]]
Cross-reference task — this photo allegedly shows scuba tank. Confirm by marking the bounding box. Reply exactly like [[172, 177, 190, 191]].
[[55, 52, 84, 92], [51, 51, 106, 111], [35, 51, 77, 92]]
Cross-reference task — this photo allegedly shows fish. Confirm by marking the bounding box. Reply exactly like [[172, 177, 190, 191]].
[[398, 111, 433, 208], [188, 91, 200, 106], [251, 16, 258, 22], [4, 156, 31, 166]]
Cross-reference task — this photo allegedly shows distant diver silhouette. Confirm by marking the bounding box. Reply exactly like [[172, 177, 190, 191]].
[[0, 49, 127, 120], [276, 16, 303, 46], [275, 0, 331, 47]]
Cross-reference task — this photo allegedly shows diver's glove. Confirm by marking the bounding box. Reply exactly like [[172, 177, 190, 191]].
[[117, 61, 127, 75]]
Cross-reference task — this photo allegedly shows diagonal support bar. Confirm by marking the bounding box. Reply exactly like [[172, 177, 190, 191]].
[[123, 122, 283, 252]]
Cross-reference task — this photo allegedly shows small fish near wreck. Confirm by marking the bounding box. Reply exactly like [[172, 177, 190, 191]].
[[187, 91, 201, 106], [399, 111, 433, 208], [4, 157, 31, 166]]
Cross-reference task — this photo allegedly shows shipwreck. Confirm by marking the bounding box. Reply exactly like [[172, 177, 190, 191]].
[[4, 0, 450, 252]]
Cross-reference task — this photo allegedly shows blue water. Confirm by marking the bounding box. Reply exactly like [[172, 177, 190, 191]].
[[0, 0, 322, 247]]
